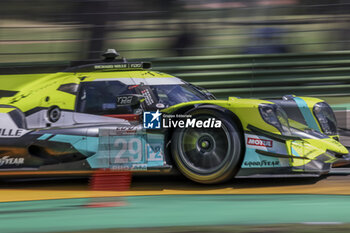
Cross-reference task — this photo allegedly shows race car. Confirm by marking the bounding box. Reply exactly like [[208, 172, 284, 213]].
[[0, 49, 348, 184]]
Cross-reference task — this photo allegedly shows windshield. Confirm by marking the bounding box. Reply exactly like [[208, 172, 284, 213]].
[[76, 81, 210, 115], [76, 81, 137, 115], [149, 84, 209, 108]]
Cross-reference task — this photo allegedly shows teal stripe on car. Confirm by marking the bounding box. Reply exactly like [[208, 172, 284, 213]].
[[291, 147, 300, 157], [293, 97, 320, 131], [49, 135, 98, 157], [37, 134, 52, 140]]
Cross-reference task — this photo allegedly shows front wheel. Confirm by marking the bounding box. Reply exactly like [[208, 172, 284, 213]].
[[171, 108, 243, 184]]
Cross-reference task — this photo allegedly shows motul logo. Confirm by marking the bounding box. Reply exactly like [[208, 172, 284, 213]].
[[247, 138, 273, 147]]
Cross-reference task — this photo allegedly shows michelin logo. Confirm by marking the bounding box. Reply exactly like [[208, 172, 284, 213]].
[[143, 110, 162, 129]]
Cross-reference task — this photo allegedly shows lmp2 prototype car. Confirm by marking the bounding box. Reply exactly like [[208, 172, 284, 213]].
[[0, 49, 348, 184]]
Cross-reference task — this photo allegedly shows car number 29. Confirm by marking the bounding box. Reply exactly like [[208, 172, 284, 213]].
[[113, 138, 143, 163]]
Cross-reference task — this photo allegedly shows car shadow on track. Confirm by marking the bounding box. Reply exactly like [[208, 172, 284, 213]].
[[130, 174, 325, 191], [0, 173, 330, 192]]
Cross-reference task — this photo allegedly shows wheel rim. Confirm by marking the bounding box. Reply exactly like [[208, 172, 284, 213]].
[[180, 124, 231, 174]]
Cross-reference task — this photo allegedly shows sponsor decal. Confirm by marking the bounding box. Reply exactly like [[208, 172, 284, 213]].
[[247, 137, 273, 147], [114, 126, 138, 135], [0, 156, 24, 166], [116, 96, 133, 105], [147, 144, 163, 161], [141, 89, 154, 106], [244, 160, 279, 167], [111, 164, 147, 171], [143, 111, 222, 129], [94, 63, 142, 70], [0, 128, 24, 137]]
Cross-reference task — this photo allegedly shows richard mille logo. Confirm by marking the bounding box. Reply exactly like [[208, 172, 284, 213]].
[[0, 129, 23, 137]]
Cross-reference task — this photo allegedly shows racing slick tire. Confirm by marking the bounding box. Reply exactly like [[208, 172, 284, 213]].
[[171, 108, 243, 184]]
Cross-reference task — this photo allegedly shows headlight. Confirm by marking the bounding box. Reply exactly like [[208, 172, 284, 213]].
[[259, 104, 291, 135], [313, 102, 337, 135]]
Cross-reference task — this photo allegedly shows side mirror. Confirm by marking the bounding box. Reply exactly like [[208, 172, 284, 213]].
[[116, 94, 144, 106], [205, 92, 216, 100]]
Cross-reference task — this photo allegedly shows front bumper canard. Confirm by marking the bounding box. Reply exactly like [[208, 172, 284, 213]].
[[287, 139, 349, 171], [254, 136, 349, 172]]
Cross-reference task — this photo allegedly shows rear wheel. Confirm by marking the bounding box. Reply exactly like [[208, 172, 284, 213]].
[[171, 108, 243, 184]]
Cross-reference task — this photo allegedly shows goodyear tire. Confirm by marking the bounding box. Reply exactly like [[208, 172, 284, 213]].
[[171, 108, 242, 184]]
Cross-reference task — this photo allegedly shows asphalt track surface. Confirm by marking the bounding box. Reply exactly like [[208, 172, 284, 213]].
[[2, 173, 350, 232]]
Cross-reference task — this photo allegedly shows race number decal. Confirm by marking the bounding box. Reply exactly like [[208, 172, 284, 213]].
[[147, 144, 163, 161], [108, 134, 165, 168], [112, 137, 144, 164], [145, 134, 165, 167]]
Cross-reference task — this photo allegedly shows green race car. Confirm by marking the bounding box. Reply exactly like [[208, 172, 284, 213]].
[[0, 49, 347, 184]]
